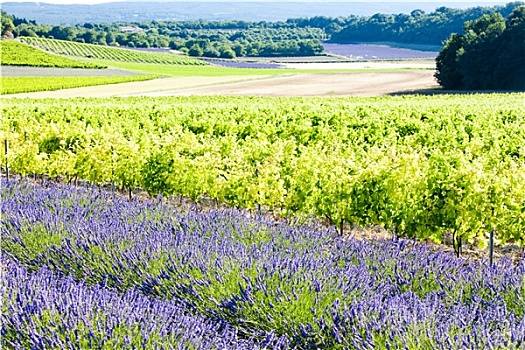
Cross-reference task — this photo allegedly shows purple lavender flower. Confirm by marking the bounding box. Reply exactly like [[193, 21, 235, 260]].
[[1, 179, 524, 349]]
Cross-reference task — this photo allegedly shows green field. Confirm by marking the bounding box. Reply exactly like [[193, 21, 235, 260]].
[[83, 59, 286, 76], [1, 75, 157, 94], [86, 59, 418, 77], [0, 40, 104, 68]]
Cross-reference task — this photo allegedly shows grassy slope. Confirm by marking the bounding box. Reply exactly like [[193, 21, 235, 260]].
[[0, 40, 158, 94], [0, 40, 104, 68]]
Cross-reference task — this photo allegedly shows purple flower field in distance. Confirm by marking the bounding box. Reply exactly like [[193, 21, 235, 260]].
[[208, 60, 285, 69], [323, 43, 438, 60]]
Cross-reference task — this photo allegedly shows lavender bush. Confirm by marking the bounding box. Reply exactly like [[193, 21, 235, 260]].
[[1, 179, 524, 349], [1, 261, 288, 349]]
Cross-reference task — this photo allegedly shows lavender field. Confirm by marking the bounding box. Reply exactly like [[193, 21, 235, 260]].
[[2, 179, 525, 349], [202, 59, 285, 69], [323, 43, 438, 60]]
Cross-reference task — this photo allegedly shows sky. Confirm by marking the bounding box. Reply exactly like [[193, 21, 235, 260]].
[[0, 0, 510, 3]]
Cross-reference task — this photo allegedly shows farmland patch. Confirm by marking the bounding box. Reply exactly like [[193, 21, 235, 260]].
[[323, 43, 438, 59]]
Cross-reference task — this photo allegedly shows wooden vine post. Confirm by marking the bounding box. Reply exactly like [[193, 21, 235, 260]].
[[4, 140, 8, 179], [489, 230, 494, 266]]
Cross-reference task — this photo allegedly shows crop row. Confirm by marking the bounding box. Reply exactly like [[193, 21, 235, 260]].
[[2, 179, 524, 349], [3, 261, 287, 349], [1, 94, 524, 251], [1, 75, 156, 94], [1, 40, 104, 68], [19, 37, 208, 65]]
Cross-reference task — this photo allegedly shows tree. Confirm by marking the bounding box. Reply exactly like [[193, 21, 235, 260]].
[[218, 45, 236, 58], [203, 46, 220, 58], [493, 5, 525, 89], [435, 7, 525, 90], [188, 44, 203, 57], [50, 26, 77, 41], [14, 24, 37, 38], [79, 30, 97, 44], [459, 13, 506, 89], [155, 36, 169, 48], [435, 34, 465, 89], [105, 32, 116, 45], [298, 40, 323, 55], [1, 10, 15, 37], [410, 9, 425, 18]]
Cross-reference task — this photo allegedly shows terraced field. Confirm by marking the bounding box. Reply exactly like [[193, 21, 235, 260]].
[[1, 40, 104, 68], [20, 37, 207, 65]]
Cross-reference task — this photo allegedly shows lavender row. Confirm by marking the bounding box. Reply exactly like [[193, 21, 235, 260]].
[[322, 43, 438, 59], [2, 179, 525, 348], [1, 260, 289, 349], [206, 60, 285, 69]]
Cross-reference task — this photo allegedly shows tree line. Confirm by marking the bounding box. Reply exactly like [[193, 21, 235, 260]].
[[330, 2, 522, 46], [2, 3, 523, 58], [2, 12, 325, 58]]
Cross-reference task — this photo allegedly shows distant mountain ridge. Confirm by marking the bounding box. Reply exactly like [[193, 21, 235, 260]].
[[1, 2, 507, 25]]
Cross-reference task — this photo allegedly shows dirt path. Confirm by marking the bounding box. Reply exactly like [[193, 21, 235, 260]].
[[3, 70, 439, 98]]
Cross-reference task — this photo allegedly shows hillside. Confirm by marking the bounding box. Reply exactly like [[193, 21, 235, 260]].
[[0, 2, 499, 25], [0, 40, 104, 68], [19, 37, 208, 65]]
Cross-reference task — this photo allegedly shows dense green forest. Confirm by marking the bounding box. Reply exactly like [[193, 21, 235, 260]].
[[2, 11, 325, 57], [2, 2, 523, 58], [330, 2, 522, 45], [435, 5, 525, 90]]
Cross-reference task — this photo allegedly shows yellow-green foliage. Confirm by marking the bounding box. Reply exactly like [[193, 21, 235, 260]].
[[0, 40, 104, 68], [2, 93, 524, 246], [1, 75, 157, 94]]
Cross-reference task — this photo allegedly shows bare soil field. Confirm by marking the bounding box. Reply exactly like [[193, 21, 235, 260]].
[[3, 70, 439, 98], [156, 71, 439, 97]]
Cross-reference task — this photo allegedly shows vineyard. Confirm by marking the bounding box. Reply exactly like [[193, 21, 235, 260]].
[[3, 4, 525, 349], [2, 180, 525, 349], [2, 94, 524, 253], [0, 40, 104, 68], [20, 37, 208, 65], [1, 75, 156, 94]]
